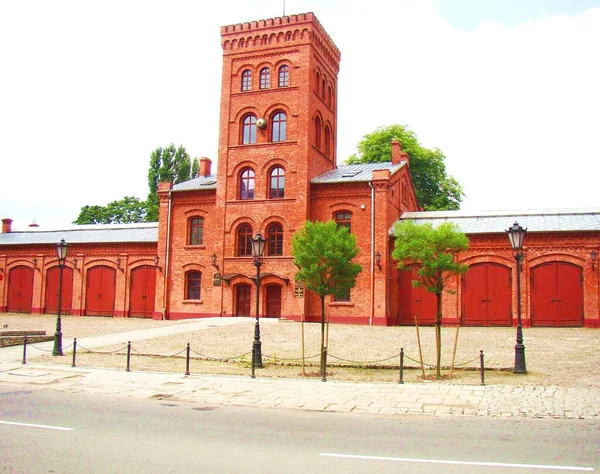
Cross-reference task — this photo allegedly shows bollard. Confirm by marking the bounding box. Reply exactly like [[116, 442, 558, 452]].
[[321, 348, 327, 382], [22, 335, 28, 365], [185, 343, 190, 376], [480, 350, 485, 386], [251, 346, 256, 379], [72, 338, 77, 368], [126, 341, 131, 372], [398, 347, 404, 384]]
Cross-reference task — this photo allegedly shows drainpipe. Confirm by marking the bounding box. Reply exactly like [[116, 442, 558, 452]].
[[368, 181, 375, 326], [162, 190, 172, 320]]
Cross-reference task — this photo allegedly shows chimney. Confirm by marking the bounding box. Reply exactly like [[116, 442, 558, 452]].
[[2, 218, 13, 233], [391, 139, 410, 166], [199, 158, 212, 177]]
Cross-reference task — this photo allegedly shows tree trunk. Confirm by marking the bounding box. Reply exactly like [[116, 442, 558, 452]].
[[435, 291, 442, 379], [320, 295, 326, 381]]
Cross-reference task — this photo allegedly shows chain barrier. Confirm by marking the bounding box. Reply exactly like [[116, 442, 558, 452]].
[[327, 353, 399, 365], [27, 344, 54, 353], [262, 353, 320, 363], [189, 347, 252, 361]]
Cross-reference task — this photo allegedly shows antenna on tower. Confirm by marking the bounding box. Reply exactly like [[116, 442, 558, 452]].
[[283, 0, 285, 16]]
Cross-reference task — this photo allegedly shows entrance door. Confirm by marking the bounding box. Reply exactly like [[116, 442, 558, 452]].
[[45, 266, 74, 315], [235, 284, 251, 317], [7, 266, 34, 313], [265, 285, 282, 318], [531, 262, 583, 327], [398, 269, 436, 325], [462, 263, 511, 326], [129, 266, 156, 318], [85, 266, 116, 316]]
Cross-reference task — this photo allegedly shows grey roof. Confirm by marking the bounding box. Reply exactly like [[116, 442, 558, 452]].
[[172, 175, 218, 192], [311, 162, 405, 184], [391, 208, 600, 236], [0, 223, 158, 246]]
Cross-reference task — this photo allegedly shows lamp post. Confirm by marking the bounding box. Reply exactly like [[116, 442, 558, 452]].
[[52, 239, 69, 356], [251, 232, 266, 370], [506, 222, 527, 374]]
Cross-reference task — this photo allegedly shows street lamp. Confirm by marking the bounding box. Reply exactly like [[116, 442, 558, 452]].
[[251, 232, 266, 371], [52, 238, 69, 356], [506, 221, 527, 374]]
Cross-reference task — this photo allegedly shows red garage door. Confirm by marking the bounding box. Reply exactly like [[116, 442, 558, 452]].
[[265, 285, 282, 318], [462, 263, 511, 326], [398, 269, 437, 325], [45, 266, 74, 315], [85, 266, 116, 316], [531, 262, 583, 327], [129, 266, 156, 318], [235, 284, 251, 317], [7, 266, 34, 313]]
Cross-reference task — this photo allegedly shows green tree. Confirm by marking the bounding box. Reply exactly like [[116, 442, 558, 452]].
[[146, 144, 198, 221], [73, 196, 147, 224], [291, 220, 362, 381], [347, 124, 463, 211], [392, 220, 469, 379]]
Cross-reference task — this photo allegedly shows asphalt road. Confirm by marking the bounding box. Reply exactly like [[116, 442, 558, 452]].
[[1, 387, 598, 473]]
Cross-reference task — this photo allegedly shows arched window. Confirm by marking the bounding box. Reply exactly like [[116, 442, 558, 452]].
[[241, 70, 252, 91], [327, 85, 332, 106], [267, 223, 283, 256], [278, 65, 289, 87], [242, 114, 257, 144], [186, 271, 201, 300], [315, 116, 322, 149], [315, 71, 320, 92], [335, 211, 352, 232], [260, 67, 270, 89], [239, 168, 255, 200], [271, 112, 287, 142], [321, 78, 326, 98], [324, 125, 331, 156], [269, 166, 285, 199], [188, 217, 204, 245], [237, 224, 253, 256]]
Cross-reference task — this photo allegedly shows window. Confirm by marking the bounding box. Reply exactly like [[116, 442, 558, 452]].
[[242, 114, 257, 144], [188, 217, 204, 245], [237, 224, 253, 256], [335, 211, 352, 232], [321, 79, 326, 99], [260, 67, 270, 89], [324, 125, 331, 156], [327, 85, 332, 106], [278, 65, 289, 87], [241, 70, 252, 91], [315, 116, 322, 149], [186, 271, 201, 300], [269, 166, 285, 198], [267, 223, 283, 256], [315, 71, 320, 92], [271, 112, 286, 142], [333, 289, 351, 302], [239, 168, 255, 200]]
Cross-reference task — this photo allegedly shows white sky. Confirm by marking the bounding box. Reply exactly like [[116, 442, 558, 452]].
[[1, 0, 599, 229]]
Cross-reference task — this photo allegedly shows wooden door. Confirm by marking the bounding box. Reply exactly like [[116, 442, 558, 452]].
[[85, 266, 116, 316], [7, 266, 34, 313], [531, 262, 583, 327], [462, 263, 511, 326], [235, 284, 251, 317], [398, 269, 436, 325], [45, 266, 74, 315], [129, 266, 156, 318], [265, 285, 282, 318]]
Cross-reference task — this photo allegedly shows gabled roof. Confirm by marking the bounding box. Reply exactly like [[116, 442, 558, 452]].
[[172, 175, 218, 191], [0, 223, 159, 246], [311, 162, 405, 184], [390, 208, 600, 236]]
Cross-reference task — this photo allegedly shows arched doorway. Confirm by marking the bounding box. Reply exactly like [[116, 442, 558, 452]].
[[45, 266, 74, 315], [398, 269, 436, 325], [531, 262, 583, 327], [265, 285, 282, 318], [85, 266, 116, 316], [129, 266, 156, 318], [235, 284, 251, 317], [7, 266, 34, 313], [462, 263, 511, 326]]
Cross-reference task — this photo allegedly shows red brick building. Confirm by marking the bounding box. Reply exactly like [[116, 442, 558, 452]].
[[1, 13, 599, 327]]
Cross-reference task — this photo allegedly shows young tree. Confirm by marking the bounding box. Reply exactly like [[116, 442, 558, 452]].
[[291, 220, 362, 381], [347, 124, 463, 211], [73, 196, 147, 224], [392, 220, 469, 379]]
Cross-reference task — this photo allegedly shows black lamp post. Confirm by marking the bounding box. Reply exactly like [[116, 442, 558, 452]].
[[251, 232, 266, 370], [52, 238, 69, 356], [506, 222, 527, 374]]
